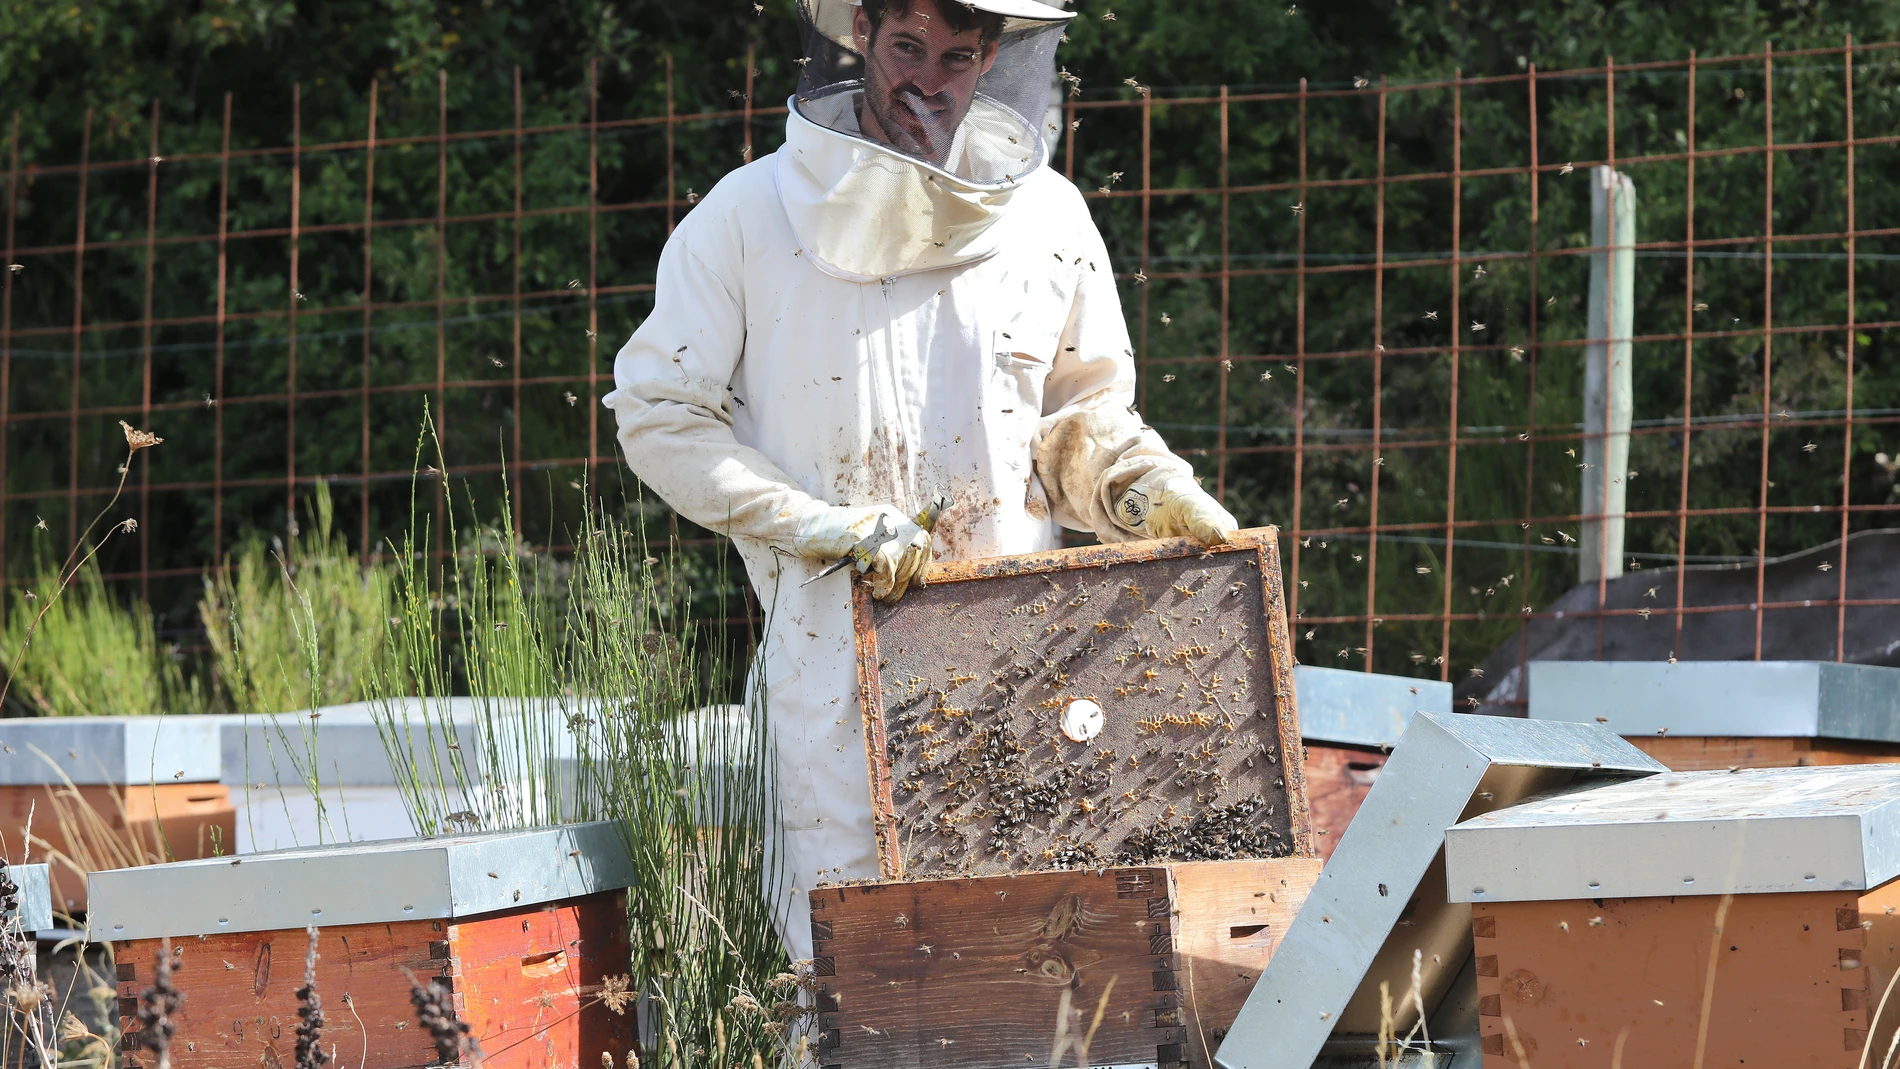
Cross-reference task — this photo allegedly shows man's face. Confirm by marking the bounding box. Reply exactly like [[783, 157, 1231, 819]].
[[852, 0, 998, 166]]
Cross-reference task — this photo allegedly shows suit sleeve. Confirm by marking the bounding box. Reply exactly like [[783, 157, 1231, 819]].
[[601, 203, 828, 545], [1032, 192, 1197, 542]]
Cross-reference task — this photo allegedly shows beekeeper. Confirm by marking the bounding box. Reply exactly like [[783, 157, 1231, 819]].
[[604, 0, 1237, 960]]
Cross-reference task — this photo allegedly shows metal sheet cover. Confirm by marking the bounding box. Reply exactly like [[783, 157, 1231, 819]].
[[1446, 764, 1900, 902], [86, 821, 634, 941]]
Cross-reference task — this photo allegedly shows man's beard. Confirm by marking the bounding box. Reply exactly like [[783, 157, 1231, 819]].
[[866, 82, 960, 165]]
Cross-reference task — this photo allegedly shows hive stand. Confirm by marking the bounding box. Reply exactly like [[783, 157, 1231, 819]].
[[1529, 660, 1900, 770], [1216, 712, 1667, 1069], [89, 823, 635, 1069], [1294, 666, 1451, 860], [1445, 764, 1900, 1068], [0, 717, 232, 913]]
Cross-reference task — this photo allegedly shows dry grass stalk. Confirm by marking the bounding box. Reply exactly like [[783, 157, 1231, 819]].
[[134, 939, 183, 1069], [1690, 892, 1734, 1069], [1046, 975, 1116, 1069], [1372, 949, 1436, 1066], [26, 753, 174, 915]]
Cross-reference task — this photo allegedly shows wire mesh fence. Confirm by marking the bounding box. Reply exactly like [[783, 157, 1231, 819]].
[[3, 39, 1898, 690]]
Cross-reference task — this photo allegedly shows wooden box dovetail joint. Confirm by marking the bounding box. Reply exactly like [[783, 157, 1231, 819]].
[[808, 856, 1320, 1069], [855, 531, 1311, 881], [115, 891, 631, 1069], [1445, 766, 1900, 1069]]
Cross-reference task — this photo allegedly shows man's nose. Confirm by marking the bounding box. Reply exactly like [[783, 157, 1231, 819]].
[[908, 61, 954, 98]]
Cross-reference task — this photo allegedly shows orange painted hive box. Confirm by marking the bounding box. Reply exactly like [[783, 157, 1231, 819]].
[[1445, 765, 1900, 1068], [0, 716, 235, 914], [88, 823, 635, 1069]]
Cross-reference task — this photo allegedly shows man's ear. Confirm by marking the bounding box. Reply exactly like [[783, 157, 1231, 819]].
[[853, 5, 873, 46], [979, 40, 998, 76]]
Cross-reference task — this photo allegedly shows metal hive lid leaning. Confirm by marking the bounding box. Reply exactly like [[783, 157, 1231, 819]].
[[86, 821, 634, 941], [1445, 764, 1900, 903], [853, 530, 1312, 880], [0, 716, 221, 785]]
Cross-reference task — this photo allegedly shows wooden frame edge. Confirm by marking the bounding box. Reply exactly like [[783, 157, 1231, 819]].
[[851, 579, 903, 880]]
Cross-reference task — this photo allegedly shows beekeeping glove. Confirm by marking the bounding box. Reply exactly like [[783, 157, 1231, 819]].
[[793, 504, 934, 601], [1114, 472, 1238, 545]]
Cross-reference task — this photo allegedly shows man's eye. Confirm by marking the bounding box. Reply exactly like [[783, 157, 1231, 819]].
[[894, 40, 923, 55], [945, 52, 977, 68]]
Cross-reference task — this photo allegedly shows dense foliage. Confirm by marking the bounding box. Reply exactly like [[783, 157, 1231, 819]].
[[2, 0, 1898, 678]]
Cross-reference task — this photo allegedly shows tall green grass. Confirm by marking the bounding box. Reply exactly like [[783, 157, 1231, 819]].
[[368, 413, 789, 1064], [0, 545, 199, 717]]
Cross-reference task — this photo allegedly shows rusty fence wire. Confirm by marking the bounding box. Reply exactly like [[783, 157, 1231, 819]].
[[3, 41, 1899, 688]]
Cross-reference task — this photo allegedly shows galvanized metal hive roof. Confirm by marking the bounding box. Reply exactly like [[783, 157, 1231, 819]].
[[86, 820, 634, 941], [1446, 764, 1900, 903], [0, 716, 222, 785]]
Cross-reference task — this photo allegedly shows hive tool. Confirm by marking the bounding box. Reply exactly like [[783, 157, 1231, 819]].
[[801, 496, 949, 587]]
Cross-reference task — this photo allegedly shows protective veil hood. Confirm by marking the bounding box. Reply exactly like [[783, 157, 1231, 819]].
[[776, 0, 1072, 281]]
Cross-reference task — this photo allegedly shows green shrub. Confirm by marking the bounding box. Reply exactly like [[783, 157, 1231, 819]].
[[0, 553, 198, 718]]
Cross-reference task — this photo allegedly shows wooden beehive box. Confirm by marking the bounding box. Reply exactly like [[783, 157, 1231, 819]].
[[810, 856, 1321, 1069], [0, 716, 234, 913], [1445, 765, 1900, 1067], [854, 531, 1312, 879], [89, 822, 635, 1069], [1529, 660, 1900, 771], [1293, 665, 1450, 860]]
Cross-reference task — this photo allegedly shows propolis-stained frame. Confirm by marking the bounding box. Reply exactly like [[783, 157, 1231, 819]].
[[850, 529, 1311, 881]]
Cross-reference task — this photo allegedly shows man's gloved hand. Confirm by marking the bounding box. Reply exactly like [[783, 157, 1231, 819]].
[[793, 504, 934, 601], [1115, 472, 1238, 545]]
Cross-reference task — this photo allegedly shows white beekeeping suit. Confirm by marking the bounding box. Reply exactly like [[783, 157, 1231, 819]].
[[604, 0, 1236, 961]]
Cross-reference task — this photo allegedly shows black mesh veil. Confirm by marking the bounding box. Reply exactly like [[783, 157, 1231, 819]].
[[794, 0, 1073, 187]]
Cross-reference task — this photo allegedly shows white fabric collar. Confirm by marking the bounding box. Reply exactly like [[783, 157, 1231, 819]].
[[774, 92, 1041, 282]]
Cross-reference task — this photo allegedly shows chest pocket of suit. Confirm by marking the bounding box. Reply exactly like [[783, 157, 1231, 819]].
[[991, 329, 1053, 414]]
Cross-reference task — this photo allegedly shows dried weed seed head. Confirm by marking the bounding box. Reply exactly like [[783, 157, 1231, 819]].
[[119, 421, 163, 453], [135, 940, 184, 1069], [57, 1010, 90, 1045], [406, 970, 476, 1066], [295, 927, 329, 1069], [597, 974, 634, 1015]]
